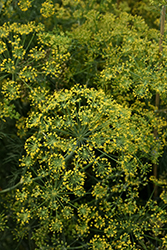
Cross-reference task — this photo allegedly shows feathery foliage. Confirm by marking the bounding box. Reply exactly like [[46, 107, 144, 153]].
[[0, 0, 167, 249]]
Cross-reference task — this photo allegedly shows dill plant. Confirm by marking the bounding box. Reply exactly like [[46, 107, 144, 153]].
[[0, 20, 71, 113], [0, 0, 167, 249], [2, 84, 166, 249]]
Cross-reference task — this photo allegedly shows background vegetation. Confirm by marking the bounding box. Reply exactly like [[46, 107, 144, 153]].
[[0, 0, 167, 249]]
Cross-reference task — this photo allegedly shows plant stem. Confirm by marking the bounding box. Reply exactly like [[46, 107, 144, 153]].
[[117, 0, 120, 8], [0, 180, 22, 194], [153, 5, 166, 199]]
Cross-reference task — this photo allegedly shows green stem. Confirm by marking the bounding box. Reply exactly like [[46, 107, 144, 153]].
[[68, 244, 88, 249], [0, 145, 81, 195], [25, 32, 35, 52], [0, 174, 48, 195], [96, 148, 121, 164], [117, 0, 120, 8], [0, 181, 22, 194]]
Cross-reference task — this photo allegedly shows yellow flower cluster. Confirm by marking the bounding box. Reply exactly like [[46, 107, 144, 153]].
[[0, 1, 167, 248], [18, 0, 32, 12], [1, 79, 21, 101], [40, 0, 55, 18], [149, 0, 167, 6], [8, 83, 165, 248]]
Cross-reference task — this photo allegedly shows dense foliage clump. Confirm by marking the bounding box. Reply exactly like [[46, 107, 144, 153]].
[[0, 0, 167, 249]]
